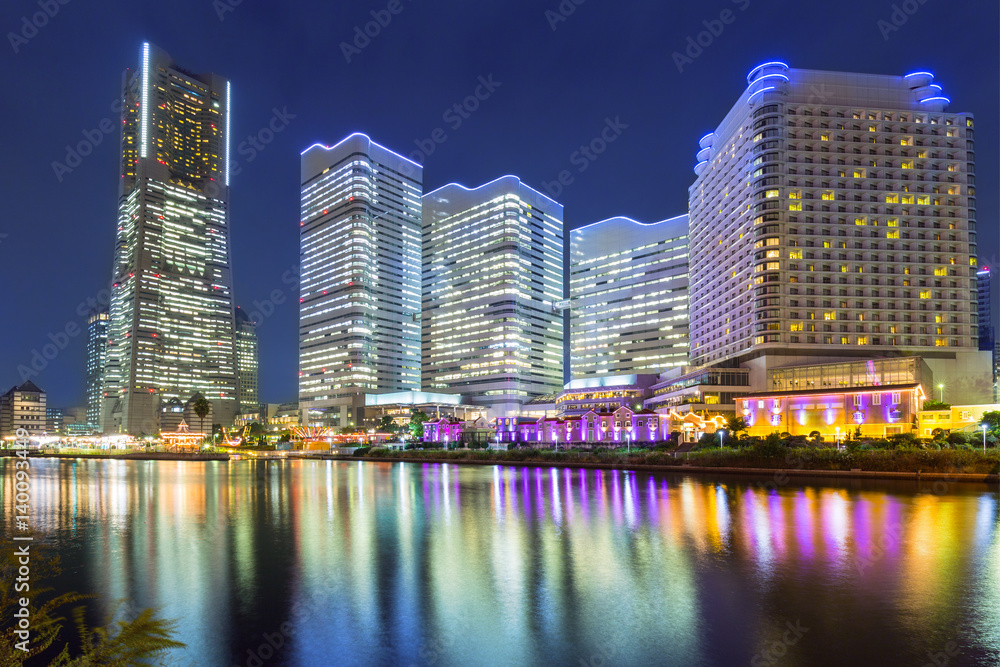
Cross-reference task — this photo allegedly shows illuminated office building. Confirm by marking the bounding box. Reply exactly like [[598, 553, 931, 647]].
[[85, 309, 108, 429], [235, 307, 259, 418], [0, 381, 46, 439], [977, 266, 993, 351], [569, 215, 689, 377], [299, 133, 422, 427], [102, 43, 238, 434], [689, 62, 989, 402], [422, 176, 564, 417]]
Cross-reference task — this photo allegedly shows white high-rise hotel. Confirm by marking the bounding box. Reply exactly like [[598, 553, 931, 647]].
[[299, 134, 422, 427], [103, 43, 238, 433], [689, 63, 990, 401], [569, 215, 690, 377], [422, 177, 564, 416]]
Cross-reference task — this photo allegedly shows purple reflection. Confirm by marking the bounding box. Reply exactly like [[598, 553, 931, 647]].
[[794, 490, 815, 561]]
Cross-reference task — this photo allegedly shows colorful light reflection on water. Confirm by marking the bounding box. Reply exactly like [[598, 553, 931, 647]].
[[1, 459, 998, 666]]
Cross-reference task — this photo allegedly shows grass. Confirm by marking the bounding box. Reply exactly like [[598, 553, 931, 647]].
[[357, 445, 1000, 475]]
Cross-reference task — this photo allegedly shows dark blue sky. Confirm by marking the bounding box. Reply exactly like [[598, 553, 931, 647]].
[[1, 0, 996, 408]]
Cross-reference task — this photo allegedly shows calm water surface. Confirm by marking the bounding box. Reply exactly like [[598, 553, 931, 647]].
[[2, 458, 998, 666]]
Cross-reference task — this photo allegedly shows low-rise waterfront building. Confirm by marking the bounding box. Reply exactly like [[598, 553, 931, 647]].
[[0, 381, 47, 440], [489, 407, 670, 447], [556, 374, 658, 416], [916, 404, 1000, 438], [364, 391, 483, 429], [738, 357, 932, 439]]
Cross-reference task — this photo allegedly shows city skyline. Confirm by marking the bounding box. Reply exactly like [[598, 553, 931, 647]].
[[2, 1, 997, 409]]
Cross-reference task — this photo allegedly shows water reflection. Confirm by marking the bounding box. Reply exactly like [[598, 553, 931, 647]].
[[1, 459, 998, 666]]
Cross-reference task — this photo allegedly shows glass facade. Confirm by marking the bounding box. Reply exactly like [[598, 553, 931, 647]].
[[422, 176, 563, 416], [235, 307, 259, 417], [103, 43, 237, 434], [299, 134, 422, 426], [570, 215, 689, 377], [85, 309, 108, 429]]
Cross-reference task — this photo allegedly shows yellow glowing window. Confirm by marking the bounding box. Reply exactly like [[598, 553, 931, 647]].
[[823, 241, 831, 248], [791, 322, 803, 332], [919, 290, 931, 299], [855, 217, 867, 226], [971, 257, 978, 266], [886, 230, 899, 239], [841, 336, 850, 344], [934, 315, 943, 323], [824, 312, 836, 320], [853, 169, 865, 178], [868, 125, 877, 132], [885, 194, 899, 203], [917, 150, 928, 158], [789, 250, 803, 259], [821, 133, 830, 141], [789, 202, 802, 211], [901, 195, 914, 204], [822, 191, 835, 201], [841, 265, 848, 273], [935, 339, 948, 347], [887, 218, 898, 227], [858, 337, 868, 345], [917, 195, 930, 205], [788, 191, 801, 199], [902, 161, 913, 169], [948, 164, 957, 172], [765, 189, 780, 198], [934, 267, 947, 276], [767, 250, 780, 258]]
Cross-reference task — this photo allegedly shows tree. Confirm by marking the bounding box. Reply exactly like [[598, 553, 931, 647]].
[[725, 414, 748, 440], [378, 416, 396, 433], [923, 399, 950, 411], [409, 410, 430, 440], [981, 410, 1000, 434], [191, 395, 211, 442], [0, 544, 184, 665]]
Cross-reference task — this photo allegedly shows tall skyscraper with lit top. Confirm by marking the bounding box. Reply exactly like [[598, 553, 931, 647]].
[[688, 62, 989, 402], [422, 176, 564, 417], [102, 43, 238, 434], [299, 134, 422, 427]]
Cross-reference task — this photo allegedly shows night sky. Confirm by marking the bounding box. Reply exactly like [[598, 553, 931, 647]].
[[1, 0, 996, 408]]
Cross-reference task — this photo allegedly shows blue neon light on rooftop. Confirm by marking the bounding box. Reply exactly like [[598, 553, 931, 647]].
[[904, 71, 934, 78]]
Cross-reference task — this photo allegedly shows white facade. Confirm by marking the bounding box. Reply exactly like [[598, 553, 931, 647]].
[[299, 133, 423, 427], [570, 215, 689, 377], [688, 63, 988, 402], [422, 176, 564, 417], [103, 43, 238, 434]]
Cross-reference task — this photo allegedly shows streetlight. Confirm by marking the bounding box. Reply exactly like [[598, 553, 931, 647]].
[[717, 429, 725, 448], [981, 423, 988, 452], [938, 384, 944, 403]]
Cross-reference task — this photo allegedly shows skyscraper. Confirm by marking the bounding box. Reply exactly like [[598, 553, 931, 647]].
[[299, 133, 422, 427], [569, 215, 690, 378], [103, 43, 238, 434], [235, 307, 259, 418], [422, 176, 564, 417], [85, 309, 108, 429], [688, 63, 988, 401], [977, 266, 993, 351]]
